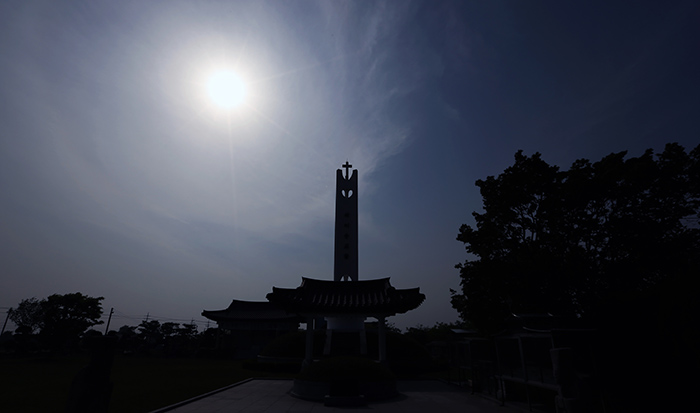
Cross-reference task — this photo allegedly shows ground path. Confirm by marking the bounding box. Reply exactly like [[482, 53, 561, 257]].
[[151, 379, 523, 412]]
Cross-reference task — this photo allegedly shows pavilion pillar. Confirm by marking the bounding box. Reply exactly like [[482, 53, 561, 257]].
[[304, 317, 314, 367], [378, 316, 387, 363]]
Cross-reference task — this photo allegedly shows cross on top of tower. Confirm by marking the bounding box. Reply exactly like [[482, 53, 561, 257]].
[[342, 161, 352, 179]]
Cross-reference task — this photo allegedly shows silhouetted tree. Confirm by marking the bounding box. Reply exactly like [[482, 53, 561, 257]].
[[177, 322, 198, 338], [8, 298, 43, 334], [138, 320, 161, 353], [10, 293, 104, 350], [452, 143, 700, 333], [404, 321, 470, 345], [117, 325, 138, 354], [160, 322, 179, 338], [170, 322, 199, 355], [118, 325, 137, 336], [198, 327, 220, 354], [137, 320, 161, 337], [40, 293, 104, 350]]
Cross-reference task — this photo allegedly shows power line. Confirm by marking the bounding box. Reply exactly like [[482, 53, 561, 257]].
[[97, 310, 211, 328], [1, 305, 214, 333]]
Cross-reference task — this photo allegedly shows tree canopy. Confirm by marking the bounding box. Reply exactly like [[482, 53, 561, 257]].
[[8, 297, 43, 334], [9, 292, 104, 348], [40, 293, 104, 341], [452, 143, 700, 332]]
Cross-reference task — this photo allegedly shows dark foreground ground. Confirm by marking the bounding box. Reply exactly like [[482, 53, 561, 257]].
[[153, 379, 520, 413], [0, 355, 297, 412]]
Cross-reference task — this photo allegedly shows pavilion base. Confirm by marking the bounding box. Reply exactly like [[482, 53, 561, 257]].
[[324, 394, 366, 407]]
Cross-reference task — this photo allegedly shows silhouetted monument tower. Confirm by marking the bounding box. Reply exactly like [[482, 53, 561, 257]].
[[268, 163, 425, 365], [334, 161, 358, 281], [205, 163, 424, 365]]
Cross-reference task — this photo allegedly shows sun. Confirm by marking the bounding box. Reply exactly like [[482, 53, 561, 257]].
[[206, 70, 246, 109]]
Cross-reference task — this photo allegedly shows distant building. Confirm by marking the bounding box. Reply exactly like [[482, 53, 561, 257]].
[[201, 300, 301, 359]]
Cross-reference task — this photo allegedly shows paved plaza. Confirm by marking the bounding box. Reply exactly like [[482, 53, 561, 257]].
[[152, 379, 521, 413]]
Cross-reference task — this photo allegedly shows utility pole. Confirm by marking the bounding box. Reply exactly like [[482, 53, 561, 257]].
[[1, 308, 11, 335], [104, 308, 114, 334]]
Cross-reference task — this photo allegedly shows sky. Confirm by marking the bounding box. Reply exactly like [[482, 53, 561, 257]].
[[1, 0, 699, 332]]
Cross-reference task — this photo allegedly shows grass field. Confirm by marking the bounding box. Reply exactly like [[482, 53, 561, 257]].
[[0, 355, 294, 413]]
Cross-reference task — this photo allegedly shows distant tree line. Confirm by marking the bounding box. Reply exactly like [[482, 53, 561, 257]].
[[2, 291, 470, 358], [403, 321, 470, 346], [115, 319, 215, 356], [1, 292, 220, 356]]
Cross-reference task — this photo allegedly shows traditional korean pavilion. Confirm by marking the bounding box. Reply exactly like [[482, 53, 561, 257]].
[[201, 300, 302, 358], [267, 277, 425, 363], [203, 162, 425, 362], [267, 162, 425, 364]]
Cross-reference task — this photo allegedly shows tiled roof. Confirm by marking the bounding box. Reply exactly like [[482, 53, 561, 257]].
[[201, 299, 302, 322], [266, 277, 425, 316]]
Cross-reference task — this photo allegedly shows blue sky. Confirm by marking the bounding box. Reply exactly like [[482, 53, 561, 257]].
[[1, 0, 698, 331]]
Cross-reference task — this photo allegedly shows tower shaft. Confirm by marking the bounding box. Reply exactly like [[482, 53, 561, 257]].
[[333, 165, 358, 281]]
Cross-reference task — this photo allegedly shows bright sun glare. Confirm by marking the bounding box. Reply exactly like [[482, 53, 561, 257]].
[[206, 70, 246, 109]]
